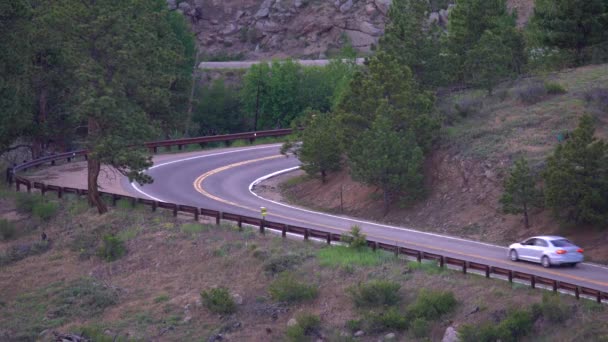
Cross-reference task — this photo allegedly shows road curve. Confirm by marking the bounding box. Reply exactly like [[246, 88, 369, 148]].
[[199, 58, 366, 70], [126, 144, 608, 293]]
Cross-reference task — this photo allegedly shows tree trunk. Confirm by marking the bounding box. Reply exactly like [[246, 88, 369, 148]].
[[523, 201, 529, 228], [87, 156, 107, 214], [184, 50, 200, 136]]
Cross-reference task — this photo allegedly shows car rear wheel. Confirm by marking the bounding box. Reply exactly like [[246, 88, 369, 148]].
[[569, 263, 578, 268], [510, 249, 519, 261], [541, 256, 551, 268]]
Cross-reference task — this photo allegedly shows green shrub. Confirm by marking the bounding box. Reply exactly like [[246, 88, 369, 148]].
[[459, 323, 498, 342], [407, 290, 457, 321], [341, 225, 367, 249], [286, 313, 321, 341], [346, 319, 362, 332], [317, 245, 393, 268], [50, 278, 119, 318], [531, 293, 569, 323], [32, 201, 59, 221], [97, 235, 126, 262], [459, 309, 533, 342], [0, 219, 16, 240], [544, 81, 567, 94], [200, 287, 236, 314], [0, 240, 50, 266], [15, 193, 42, 214], [515, 81, 546, 105], [348, 280, 401, 308], [180, 223, 208, 235], [263, 254, 304, 276], [411, 318, 430, 338], [268, 273, 318, 303], [364, 307, 408, 332]]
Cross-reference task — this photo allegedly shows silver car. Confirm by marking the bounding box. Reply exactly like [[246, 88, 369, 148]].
[[508, 235, 584, 268]]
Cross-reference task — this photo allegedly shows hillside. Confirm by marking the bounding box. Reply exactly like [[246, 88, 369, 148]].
[[273, 64, 608, 262], [1, 190, 607, 341], [172, 0, 535, 60]]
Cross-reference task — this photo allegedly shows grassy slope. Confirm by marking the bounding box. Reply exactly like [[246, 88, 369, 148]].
[[0, 189, 607, 341]]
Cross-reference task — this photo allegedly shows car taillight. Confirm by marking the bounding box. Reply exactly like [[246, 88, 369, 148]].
[[577, 248, 584, 253], [556, 250, 567, 254]]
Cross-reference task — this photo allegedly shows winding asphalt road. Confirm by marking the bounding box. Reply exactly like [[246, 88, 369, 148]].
[[124, 144, 608, 293]]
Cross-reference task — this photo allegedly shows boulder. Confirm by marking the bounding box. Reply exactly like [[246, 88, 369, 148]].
[[441, 326, 458, 342], [384, 332, 396, 340], [256, 0, 274, 19], [354, 330, 365, 337], [287, 318, 298, 327], [359, 21, 383, 36], [339, 0, 354, 13], [374, 0, 392, 15], [232, 293, 243, 305], [294, 0, 304, 8], [429, 12, 440, 25]]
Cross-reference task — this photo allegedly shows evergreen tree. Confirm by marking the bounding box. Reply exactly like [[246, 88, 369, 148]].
[[0, 1, 33, 155], [544, 115, 608, 225], [530, 0, 608, 65], [193, 79, 245, 135], [283, 111, 343, 183], [465, 30, 512, 95], [240, 62, 271, 131], [349, 110, 425, 214], [379, 0, 448, 88], [500, 158, 542, 228], [40, 0, 193, 213]]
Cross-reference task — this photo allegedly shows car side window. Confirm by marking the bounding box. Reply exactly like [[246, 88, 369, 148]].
[[535, 239, 548, 247], [523, 238, 535, 246]]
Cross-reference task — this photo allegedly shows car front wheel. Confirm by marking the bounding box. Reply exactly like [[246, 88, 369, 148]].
[[541, 256, 551, 268], [510, 249, 519, 261]]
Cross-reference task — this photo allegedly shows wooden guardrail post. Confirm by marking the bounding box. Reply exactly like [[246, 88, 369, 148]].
[[395, 247, 400, 258], [508, 270, 513, 283], [259, 219, 265, 235], [216, 212, 221, 225], [597, 291, 601, 303], [130, 197, 137, 207], [282, 225, 287, 237], [372, 242, 378, 251], [238, 217, 243, 230], [5, 167, 12, 184], [152, 201, 157, 212], [40, 183, 46, 196], [575, 287, 580, 300], [194, 209, 200, 221], [26, 181, 31, 193], [485, 265, 490, 278], [304, 228, 309, 241], [326, 233, 331, 245], [172, 204, 178, 217], [439, 256, 445, 268], [531, 276, 536, 289], [462, 261, 468, 274], [416, 251, 422, 263], [553, 281, 558, 293]]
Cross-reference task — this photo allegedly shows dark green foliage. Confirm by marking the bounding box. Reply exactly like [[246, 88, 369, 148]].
[[530, 0, 608, 65], [459, 309, 534, 342], [410, 317, 430, 338], [193, 78, 246, 135], [348, 280, 401, 308], [544, 115, 608, 225], [0, 240, 50, 266], [98, 235, 126, 262], [268, 273, 318, 303], [15, 193, 42, 214], [282, 111, 343, 182], [0, 219, 16, 240], [200, 287, 237, 314], [531, 293, 569, 323], [379, 0, 448, 88], [465, 30, 512, 95], [32, 201, 59, 222], [286, 313, 321, 341], [545, 81, 568, 94], [78, 326, 135, 342], [341, 225, 368, 249], [406, 289, 457, 321], [500, 158, 542, 228], [349, 114, 425, 213], [263, 254, 305, 276], [363, 308, 408, 332], [50, 278, 119, 318]]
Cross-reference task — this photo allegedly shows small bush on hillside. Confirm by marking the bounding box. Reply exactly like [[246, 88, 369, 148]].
[[348, 280, 401, 308], [531, 293, 569, 323], [544, 81, 567, 94], [459, 309, 533, 342], [15, 193, 42, 214], [341, 225, 367, 249], [97, 235, 126, 262], [50, 278, 119, 318], [33, 201, 59, 221], [584, 87, 608, 113], [0, 240, 50, 266], [263, 254, 304, 276], [0, 219, 16, 240], [286, 313, 321, 341], [407, 289, 457, 321], [201, 287, 236, 314], [411, 317, 430, 338], [515, 81, 546, 105], [268, 273, 318, 303], [454, 96, 483, 118], [363, 307, 408, 332]]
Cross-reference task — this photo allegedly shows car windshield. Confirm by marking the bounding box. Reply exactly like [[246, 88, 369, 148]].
[[551, 239, 575, 247]]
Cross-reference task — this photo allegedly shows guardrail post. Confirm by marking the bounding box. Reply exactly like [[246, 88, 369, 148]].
[[326, 233, 331, 245], [597, 291, 601, 303], [416, 251, 422, 263], [372, 242, 377, 252], [531, 276, 536, 289], [439, 256, 445, 268], [216, 212, 221, 225], [304, 228, 309, 241], [194, 209, 200, 221], [282, 225, 287, 237], [237, 217, 243, 230], [5, 167, 12, 184], [112, 195, 119, 206], [130, 197, 137, 207], [259, 220, 265, 235], [508, 270, 513, 283], [26, 181, 31, 193], [152, 201, 157, 212], [462, 261, 468, 274], [172, 204, 178, 217], [553, 281, 558, 293], [40, 184, 46, 196], [15, 180, 20, 192], [395, 247, 400, 258], [485, 265, 490, 278], [178, 144, 183, 151], [575, 287, 580, 300], [57, 188, 63, 199]]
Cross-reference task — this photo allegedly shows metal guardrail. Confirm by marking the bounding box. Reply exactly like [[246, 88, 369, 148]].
[[6, 130, 608, 304]]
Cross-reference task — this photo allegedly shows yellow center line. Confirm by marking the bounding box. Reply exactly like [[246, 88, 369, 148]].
[[193, 156, 608, 288]]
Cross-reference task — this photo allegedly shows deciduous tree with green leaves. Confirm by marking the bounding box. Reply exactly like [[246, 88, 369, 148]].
[[41, 0, 194, 213], [500, 157, 542, 228], [349, 109, 425, 214], [544, 115, 608, 225], [530, 0, 608, 65]]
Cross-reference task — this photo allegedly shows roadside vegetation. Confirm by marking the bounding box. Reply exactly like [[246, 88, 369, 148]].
[[1, 192, 608, 340]]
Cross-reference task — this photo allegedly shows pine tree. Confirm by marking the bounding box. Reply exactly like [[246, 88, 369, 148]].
[[500, 158, 542, 228], [544, 115, 608, 225], [530, 0, 608, 65], [465, 30, 512, 95], [349, 109, 425, 214]]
